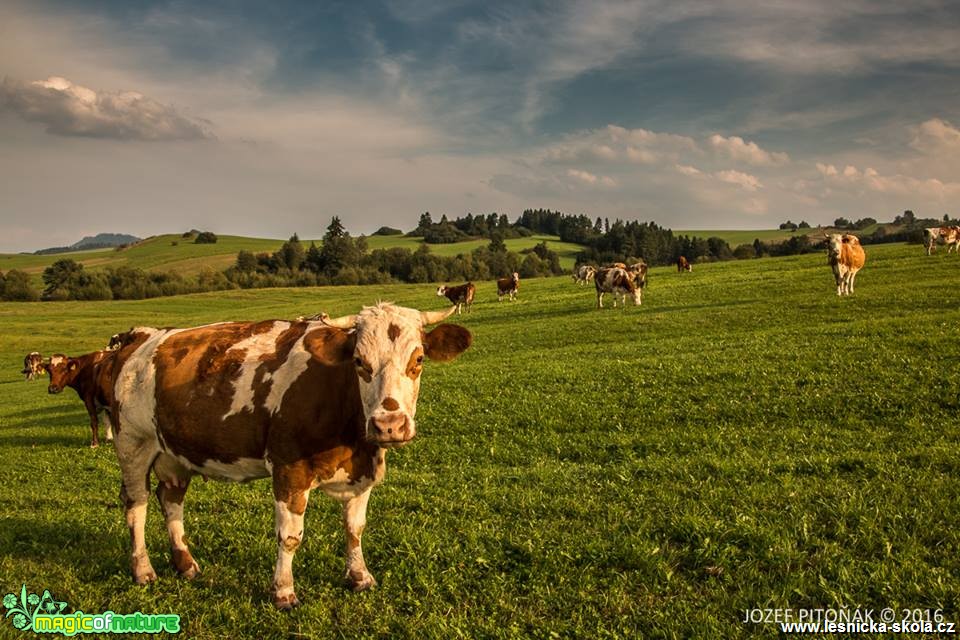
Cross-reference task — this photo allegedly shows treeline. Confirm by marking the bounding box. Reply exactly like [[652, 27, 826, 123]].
[[226, 218, 562, 289]]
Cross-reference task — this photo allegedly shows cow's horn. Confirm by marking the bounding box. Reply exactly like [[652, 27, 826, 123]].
[[320, 314, 357, 329], [420, 306, 457, 325]]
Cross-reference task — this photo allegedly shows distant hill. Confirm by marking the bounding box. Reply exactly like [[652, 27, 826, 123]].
[[34, 233, 141, 255]]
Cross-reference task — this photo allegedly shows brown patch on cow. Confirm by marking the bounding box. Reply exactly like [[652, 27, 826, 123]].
[[387, 323, 402, 342], [304, 327, 356, 367], [381, 397, 400, 411], [405, 348, 424, 380], [152, 322, 281, 467], [422, 324, 472, 362], [172, 548, 199, 576]]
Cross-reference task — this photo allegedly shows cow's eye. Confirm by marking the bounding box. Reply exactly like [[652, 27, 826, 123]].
[[416, 355, 424, 364], [354, 357, 364, 368]]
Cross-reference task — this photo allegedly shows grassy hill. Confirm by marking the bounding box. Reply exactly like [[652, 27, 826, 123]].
[[0, 242, 958, 637], [0, 233, 585, 284]]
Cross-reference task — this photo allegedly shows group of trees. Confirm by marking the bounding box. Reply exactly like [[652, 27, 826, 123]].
[[224, 218, 563, 290], [778, 220, 812, 231], [0, 270, 40, 301]]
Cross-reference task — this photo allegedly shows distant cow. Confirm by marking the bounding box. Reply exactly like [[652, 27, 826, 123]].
[[924, 226, 959, 255], [627, 262, 648, 289], [436, 282, 475, 314], [677, 256, 692, 272], [573, 265, 596, 286], [45, 350, 117, 447], [107, 334, 124, 350], [497, 272, 520, 301], [826, 234, 866, 296], [22, 352, 44, 381], [594, 267, 641, 308], [107, 304, 471, 608]]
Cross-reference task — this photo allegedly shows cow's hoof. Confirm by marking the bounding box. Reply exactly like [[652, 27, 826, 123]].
[[273, 593, 301, 610], [172, 549, 200, 579], [133, 570, 158, 585], [90, 442, 99, 449], [347, 570, 377, 592]]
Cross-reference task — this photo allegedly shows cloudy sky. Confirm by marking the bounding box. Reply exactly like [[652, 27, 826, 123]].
[[1, 0, 958, 252]]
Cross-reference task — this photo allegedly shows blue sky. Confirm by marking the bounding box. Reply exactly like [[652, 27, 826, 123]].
[[1, 0, 958, 251]]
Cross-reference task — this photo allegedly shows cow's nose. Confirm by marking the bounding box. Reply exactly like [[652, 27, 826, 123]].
[[47, 385, 59, 394], [369, 413, 409, 438]]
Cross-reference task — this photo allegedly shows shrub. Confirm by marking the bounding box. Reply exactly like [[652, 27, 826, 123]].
[[194, 231, 218, 244]]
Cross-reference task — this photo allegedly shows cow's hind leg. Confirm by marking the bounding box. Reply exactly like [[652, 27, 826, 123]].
[[154, 454, 200, 578], [271, 482, 311, 610], [343, 487, 376, 591], [85, 399, 100, 448], [116, 435, 161, 584]]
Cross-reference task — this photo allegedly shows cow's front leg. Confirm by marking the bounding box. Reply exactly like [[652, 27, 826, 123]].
[[342, 487, 376, 591], [272, 487, 310, 610]]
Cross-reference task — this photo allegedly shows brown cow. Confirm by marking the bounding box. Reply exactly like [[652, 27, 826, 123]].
[[677, 256, 692, 272], [826, 233, 866, 296], [436, 282, 475, 314], [45, 350, 116, 447], [594, 267, 641, 308], [497, 272, 519, 301], [108, 304, 471, 609], [22, 352, 44, 381]]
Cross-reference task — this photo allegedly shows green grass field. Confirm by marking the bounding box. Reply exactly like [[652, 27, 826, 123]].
[[674, 229, 801, 245], [0, 233, 584, 285], [1, 243, 959, 638]]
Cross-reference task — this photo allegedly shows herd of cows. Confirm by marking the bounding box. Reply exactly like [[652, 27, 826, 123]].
[[11, 228, 955, 608]]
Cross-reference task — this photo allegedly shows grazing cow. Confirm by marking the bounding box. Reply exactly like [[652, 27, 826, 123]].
[[677, 256, 692, 272], [826, 234, 866, 296], [924, 226, 960, 255], [497, 272, 520, 301], [22, 352, 44, 381], [573, 265, 596, 286], [45, 350, 116, 447], [294, 313, 329, 322], [627, 262, 648, 289], [594, 267, 641, 308], [436, 282, 475, 314], [604, 262, 628, 270], [107, 334, 124, 350], [108, 304, 471, 609]]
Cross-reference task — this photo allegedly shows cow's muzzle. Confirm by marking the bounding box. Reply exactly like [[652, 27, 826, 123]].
[[367, 413, 414, 447], [47, 385, 63, 394]]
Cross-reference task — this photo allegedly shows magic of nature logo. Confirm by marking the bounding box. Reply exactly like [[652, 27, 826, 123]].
[[3, 585, 180, 636]]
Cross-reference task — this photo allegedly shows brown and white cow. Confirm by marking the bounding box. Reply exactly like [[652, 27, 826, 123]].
[[108, 303, 471, 609], [677, 256, 692, 272], [627, 262, 648, 289], [924, 226, 959, 255], [22, 352, 44, 381], [436, 282, 475, 314], [573, 265, 596, 285], [594, 267, 641, 308], [45, 350, 117, 447], [497, 272, 519, 301], [826, 233, 866, 296]]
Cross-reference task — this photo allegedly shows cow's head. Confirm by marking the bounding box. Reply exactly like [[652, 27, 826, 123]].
[[44, 354, 79, 394], [436, 286, 447, 297], [306, 303, 472, 447], [826, 234, 844, 257]]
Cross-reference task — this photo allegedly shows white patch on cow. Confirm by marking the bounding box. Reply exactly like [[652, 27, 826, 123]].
[[223, 321, 291, 419], [49, 355, 64, 366], [114, 327, 169, 439], [311, 466, 381, 501], [171, 453, 270, 482], [264, 322, 322, 415]]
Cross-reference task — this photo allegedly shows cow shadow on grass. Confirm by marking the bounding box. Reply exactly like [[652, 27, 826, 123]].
[[0, 517, 124, 581]]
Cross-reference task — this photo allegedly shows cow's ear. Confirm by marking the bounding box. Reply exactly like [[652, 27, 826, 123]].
[[68, 361, 78, 372], [304, 327, 356, 366], [423, 324, 472, 362]]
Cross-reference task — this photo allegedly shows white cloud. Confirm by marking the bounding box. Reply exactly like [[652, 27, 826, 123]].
[[709, 134, 789, 166], [566, 168, 616, 187], [0, 76, 213, 140], [675, 163, 702, 176], [815, 161, 960, 200], [910, 118, 960, 154]]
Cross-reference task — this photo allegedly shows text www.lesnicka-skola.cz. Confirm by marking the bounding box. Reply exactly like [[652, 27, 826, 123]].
[[744, 608, 956, 635]]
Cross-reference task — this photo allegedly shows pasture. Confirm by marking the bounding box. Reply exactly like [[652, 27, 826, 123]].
[[0, 233, 584, 285], [1, 243, 959, 638]]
